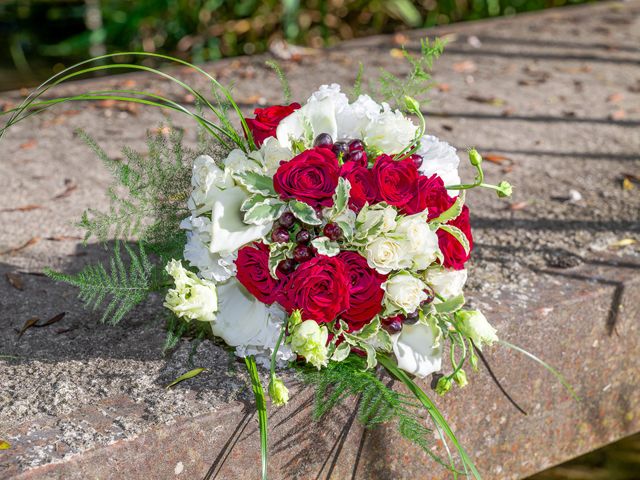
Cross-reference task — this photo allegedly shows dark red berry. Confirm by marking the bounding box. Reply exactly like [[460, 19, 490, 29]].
[[422, 286, 435, 305], [296, 229, 311, 244], [348, 139, 365, 152], [271, 227, 290, 243], [404, 310, 420, 325], [382, 318, 403, 333], [278, 211, 295, 228], [277, 259, 296, 274], [409, 154, 423, 169], [293, 244, 314, 263], [313, 205, 324, 219], [323, 222, 343, 241], [313, 133, 333, 148], [332, 141, 348, 157], [345, 149, 367, 167]]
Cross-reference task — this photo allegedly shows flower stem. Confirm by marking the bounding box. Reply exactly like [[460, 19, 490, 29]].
[[378, 354, 482, 480], [270, 323, 287, 382], [245, 356, 269, 480]]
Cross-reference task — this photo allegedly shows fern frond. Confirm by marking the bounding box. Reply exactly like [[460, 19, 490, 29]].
[[45, 242, 156, 325], [266, 60, 292, 103]]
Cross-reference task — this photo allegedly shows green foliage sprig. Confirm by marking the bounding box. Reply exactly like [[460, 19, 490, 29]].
[[45, 242, 157, 325]]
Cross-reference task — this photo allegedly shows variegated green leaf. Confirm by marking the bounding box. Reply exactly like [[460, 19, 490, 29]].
[[289, 200, 322, 225], [430, 191, 465, 224], [241, 193, 267, 212], [438, 224, 470, 255], [331, 342, 351, 362], [434, 294, 465, 314], [310, 237, 340, 257], [234, 171, 276, 196], [244, 198, 286, 225]]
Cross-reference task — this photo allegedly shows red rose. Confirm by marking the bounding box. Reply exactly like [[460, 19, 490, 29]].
[[236, 242, 281, 304], [245, 103, 300, 147], [339, 162, 378, 212], [338, 251, 386, 331], [437, 205, 473, 270], [274, 147, 340, 207], [373, 154, 419, 212], [278, 255, 350, 323], [404, 174, 454, 217]]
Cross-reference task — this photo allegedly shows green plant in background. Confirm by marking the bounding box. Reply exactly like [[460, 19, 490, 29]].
[[0, 0, 594, 90]]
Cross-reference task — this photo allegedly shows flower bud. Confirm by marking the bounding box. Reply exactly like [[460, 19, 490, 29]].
[[497, 181, 513, 198], [290, 320, 329, 369], [268, 376, 289, 407], [404, 96, 421, 113], [455, 310, 498, 349], [468, 148, 483, 167], [435, 376, 452, 396], [452, 369, 468, 388], [288, 309, 302, 329]]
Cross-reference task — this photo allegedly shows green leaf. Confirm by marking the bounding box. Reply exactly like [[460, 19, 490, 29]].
[[241, 194, 267, 212], [438, 224, 470, 255], [434, 294, 466, 314], [310, 236, 340, 257], [430, 191, 465, 224], [245, 356, 269, 480], [373, 328, 394, 352], [352, 317, 381, 341], [331, 342, 351, 362], [244, 198, 286, 225], [326, 177, 351, 220], [234, 171, 276, 196], [289, 200, 322, 225], [268, 242, 295, 278], [165, 367, 207, 389], [363, 343, 378, 369]]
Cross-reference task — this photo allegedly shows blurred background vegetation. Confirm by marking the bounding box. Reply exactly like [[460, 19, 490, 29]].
[[0, 0, 594, 91]]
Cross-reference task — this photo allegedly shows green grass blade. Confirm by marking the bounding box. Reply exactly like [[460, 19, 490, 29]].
[[499, 340, 580, 402], [245, 356, 268, 480], [379, 355, 482, 480], [165, 367, 207, 389]]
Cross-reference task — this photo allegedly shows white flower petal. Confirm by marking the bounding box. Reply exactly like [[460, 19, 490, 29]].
[[392, 322, 443, 379], [209, 186, 271, 256], [417, 135, 461, 192]]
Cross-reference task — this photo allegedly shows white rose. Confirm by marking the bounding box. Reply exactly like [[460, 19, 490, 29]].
[[425, 268, 467, 301], [163, 260, 217, 322], [456, 310, 498, 349], [209, 186, 272, 256], [356, 203, 397, 238], [365, 236, 410, 274], [393, 213, 440, 270], [364, 106, 417, 154], [383, 271, 428, 314], [416, 135, 461, 192], [392, 321, 443, 378], [249, 137, 294, 176]]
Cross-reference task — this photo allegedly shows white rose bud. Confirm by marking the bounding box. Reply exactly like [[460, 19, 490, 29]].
[[393, 213, 440, 270], [455, 310, 498, 349], [164, 260, 217, 322], [365, 236, 410, 274], [383, 272, 428, 314]]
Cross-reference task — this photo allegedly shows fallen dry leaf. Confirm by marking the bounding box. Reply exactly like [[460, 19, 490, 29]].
[[466, 95, 505, 106], [622, 177, 634, 190], [45, 235, 83, 242], [34, 312, 66, 328], [52, 182, 78, 200], [437, 83, 451, 93], [609, 238, 636, 248], [453, 60, 477, 73], [509, 201, 529, 211], [483, 154, 510, 165], [5, 272, 24, 290], [17, 317, 40, 339], [0, 237, 40, 256], [389, 48, 405, 59], [19, 139, 38, 150], [393, 33, 409, 45], [607, 92, 624, 103], [0, 440, 10, 450], [0, 204, 42, 213], [609, 109, 626, 120]]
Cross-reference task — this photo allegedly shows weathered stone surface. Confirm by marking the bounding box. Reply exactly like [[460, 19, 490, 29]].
[[1, 1, 639, 479]]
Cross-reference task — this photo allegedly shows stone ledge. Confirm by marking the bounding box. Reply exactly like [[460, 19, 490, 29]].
[[1, 1, 639, 478]]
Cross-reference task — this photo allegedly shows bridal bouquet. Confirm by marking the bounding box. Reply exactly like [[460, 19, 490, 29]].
[[1, 42, 573, 479]]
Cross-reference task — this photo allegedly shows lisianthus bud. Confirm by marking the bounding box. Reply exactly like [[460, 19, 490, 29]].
[[453, 369, 468, 388], [468, 148, 482, 167], [497, 181, 513, 198], [455, 310, 498, 349], [163, 260, 217, 322], [404, 95, 420, 113], [288, 309, 302, 329], [435, 376, 452, 396], [290, 320, 329, 369], [268, 376, 289, 407]]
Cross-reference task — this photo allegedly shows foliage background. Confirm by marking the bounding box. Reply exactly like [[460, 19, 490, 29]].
[[0, 0, 593, 91]]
